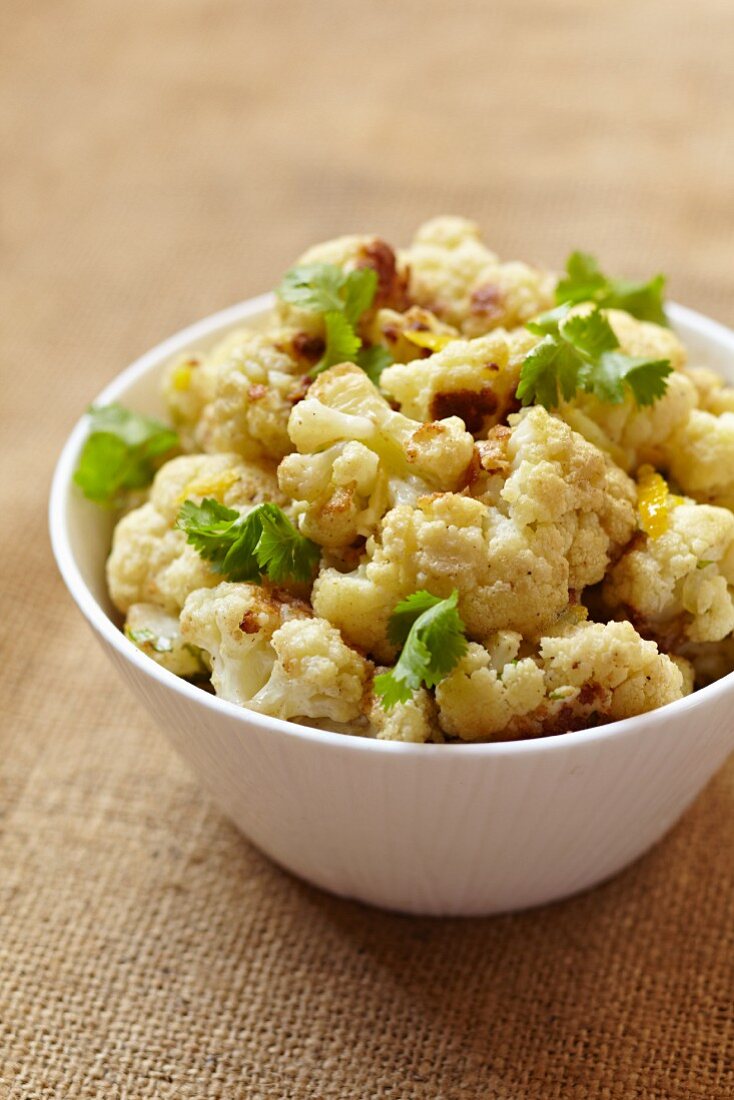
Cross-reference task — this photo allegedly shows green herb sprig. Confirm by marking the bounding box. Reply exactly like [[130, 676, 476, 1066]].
[[555, 251, 668, 326], [516, 305, 673, 411], [73, 404, 179, 506], [276, 262, 394, 380], [177, 498, 320, 585], [374, 589, 468, 710]]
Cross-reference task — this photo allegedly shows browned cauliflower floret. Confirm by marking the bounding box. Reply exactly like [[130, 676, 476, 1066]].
[[180, 583, 370, 722], [312, 407, 636, 660], [190, 331, 307, 462], [435, 621, 687, 742], [380, 328, 538, 434], [435, 633, 546, 741], [539, 620, 687, 723], [106, 453, 282, 614], [399, 216, 555, 334], [604, 500, 734, 646], [278, 363, 475, 548]]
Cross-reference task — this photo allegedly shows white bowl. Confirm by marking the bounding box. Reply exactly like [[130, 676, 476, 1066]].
[[50, 295, 734, 916]]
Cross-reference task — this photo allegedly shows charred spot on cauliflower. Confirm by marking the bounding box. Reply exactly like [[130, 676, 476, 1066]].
[[381, 328, 538, 435]]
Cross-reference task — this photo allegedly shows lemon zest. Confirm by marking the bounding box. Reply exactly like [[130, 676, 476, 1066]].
[[171, 363, 193, 392], [637, 464, 681, 539], [403, 329, 454, 353], [177, 469, 239, 506]]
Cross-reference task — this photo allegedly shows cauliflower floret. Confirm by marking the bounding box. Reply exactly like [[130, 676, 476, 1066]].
[[107, 453, 281, 614], [124, 603, 205, 678], [180, 583, 370, 721], [682, 366, 734, 414], [666, 409, 734, 505], [162, 328, 264, 449], [436, 621, 686, 742], [192, 331, 308, 462], [604, 500, 734, 645], [313, 407, 636, 659], [280, 363, 475, 547], [604, 309, 687, 372], [278, 441, 386, 548], [539, 620, 686, 722], [367, 687, 442, 744], [462, 261, 558, 338], [560, 371, 698, 473], [436, 638, 546, 741], [380, 328, 538, 433], [249, 618, 371, 723], [366, 306, 460, 365], [399, 216, 556, 335]]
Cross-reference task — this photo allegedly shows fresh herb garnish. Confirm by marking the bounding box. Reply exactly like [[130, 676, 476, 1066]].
[[177, 498, 320, 585], [277, 262, 394, 379], [555, 251, 668, 326], [73, 404, 178, 506], [374, 589, 468, 710], [516, 305, 673, 411]]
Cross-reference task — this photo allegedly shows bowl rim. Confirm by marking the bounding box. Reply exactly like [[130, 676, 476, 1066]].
[[49, 294, 734, 758]]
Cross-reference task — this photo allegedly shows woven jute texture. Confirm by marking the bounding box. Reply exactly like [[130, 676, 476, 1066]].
[[2, 1, 733, 1096]]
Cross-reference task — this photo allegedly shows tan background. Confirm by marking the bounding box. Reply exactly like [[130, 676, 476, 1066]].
[[2, 1, 733, 1096]]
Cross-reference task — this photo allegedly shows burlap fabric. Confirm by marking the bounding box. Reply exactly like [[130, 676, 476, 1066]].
[[2, 1, 733, 1096]]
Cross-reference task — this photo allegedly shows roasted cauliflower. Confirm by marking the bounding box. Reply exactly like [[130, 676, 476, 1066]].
[[180, 583, 370, 722], [78, 217, 733, 743], [436, 621, 687, 741], [312, 406, 636, 659], [107, 452, 282, 614], [604, 498, 734, 646], [399, 216, 556, 334], [279, 363, 475, 547]]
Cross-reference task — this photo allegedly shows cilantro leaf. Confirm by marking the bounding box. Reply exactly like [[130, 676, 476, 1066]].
[[276, 264, 346, 314], [341, 267, 378, 326], [312, 311, 362, 376], [560, 308, 619, 358], [356, 345, 394, 385], [73, 404, 178, 506], [277, 262, 385, 382], [517, 306, 673, 410], [255, 503, 322, 584], [177, 499, 320, 584], [375, 589, 468, 710], [556, 251, 668, 326], [516, 335, 582, 408], [597, 354, 673, 407]]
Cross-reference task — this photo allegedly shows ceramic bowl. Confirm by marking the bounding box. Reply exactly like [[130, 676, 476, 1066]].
[[49, 295, 734, 916]]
